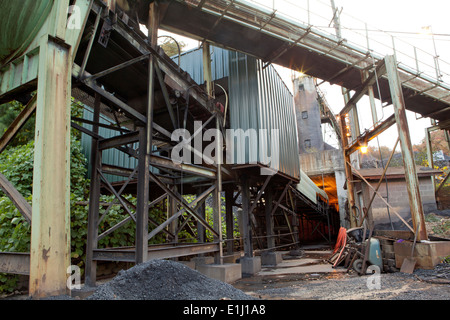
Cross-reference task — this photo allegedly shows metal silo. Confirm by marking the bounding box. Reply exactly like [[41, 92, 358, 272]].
[[175, 46, 300, 181]]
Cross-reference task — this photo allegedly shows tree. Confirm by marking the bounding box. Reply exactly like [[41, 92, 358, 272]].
[[413, 130, 450, 155], [367, 145, 393, 161], [160, 38, 187, 58], [0, 100, 35, 147]]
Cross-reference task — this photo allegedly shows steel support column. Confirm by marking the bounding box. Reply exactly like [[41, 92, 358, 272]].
[[29, 35, 72, 298], [168, 186, 178, 242], [85, 94, 102, 287], [240, 176, 253, 258], [203, 42, 213, 98], [197, 187, 207, 246], [385, 55, 428, 241], [135, 2, 159, 264], [225, 186, 234, 255], [425, 126, 436, 192], [265, 184, 275, 251], [136, 126, 150, 264], [339, 112, 358, 228], [213, 115, 223, 264]]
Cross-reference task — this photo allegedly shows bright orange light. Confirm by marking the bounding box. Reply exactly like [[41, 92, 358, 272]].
[[360, 145, 368, 154]]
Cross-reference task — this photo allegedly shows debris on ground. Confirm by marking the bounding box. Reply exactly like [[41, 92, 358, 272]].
[[425, 211, 450, 239], [410, 262, 450, 284], [234, 258, 450, 300], [86, 259, 255, 300]]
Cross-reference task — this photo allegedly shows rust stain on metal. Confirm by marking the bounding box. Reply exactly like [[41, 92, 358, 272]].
[[42, 247, 50, 262]]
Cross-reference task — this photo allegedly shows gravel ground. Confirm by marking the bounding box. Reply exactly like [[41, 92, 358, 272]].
[[235, 263, 450, 300], [86, 259, 255, 300]]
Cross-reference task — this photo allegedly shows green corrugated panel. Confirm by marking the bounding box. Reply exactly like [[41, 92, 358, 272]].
[[228, 51, 301, 180], [174, 46, 230, 83], [81, 107, 158, 183], [0, 0, 54, 65]]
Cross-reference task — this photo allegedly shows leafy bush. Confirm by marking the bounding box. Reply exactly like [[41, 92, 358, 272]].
[[0, 127, 167, 293], [0, 135, 91, 293]]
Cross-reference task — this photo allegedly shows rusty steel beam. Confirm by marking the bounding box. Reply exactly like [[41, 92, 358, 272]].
[[0, 95, 37, 154], [345, 114, 396, 156], [385, 55, 428, 241], [0, 173, 32, 223], [98, 131, 140, 150], [240, 176, 253, 258], [150, 154, 216, 179], [135, 2, 160, 264], [147, 184, 217, 241], [149, 170, 218, 237], [85, 94, 102, 287], [154, 61, 177, 130], [436, 171, 450, 196], [347, 160, 415, 233], [93, 243, 220, 262], [339, 60, 386, 117], [85, 53, 150, 82], [0, 252, 30, 275], [339, 105, 358, 228], [29, 32, 72, 298], [358, 138, 400, 227]]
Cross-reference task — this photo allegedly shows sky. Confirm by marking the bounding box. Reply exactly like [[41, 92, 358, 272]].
[[154, 0, 450, 149]]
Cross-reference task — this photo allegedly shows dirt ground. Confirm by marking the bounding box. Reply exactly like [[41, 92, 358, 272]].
[[232, 246, 450, 300], [1, 247, 449, 301]]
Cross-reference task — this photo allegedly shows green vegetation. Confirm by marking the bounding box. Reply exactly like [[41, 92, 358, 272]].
[[0, 98, 238, 294]]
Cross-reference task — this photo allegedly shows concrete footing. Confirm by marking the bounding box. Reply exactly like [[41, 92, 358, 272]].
[[394, 240, 450, 270], [191, 256, 214, 269], [261, 251, 283, 266], [240, 256, 261, 277], [223, 252, 242, 264], [196, 263, 242, 283]]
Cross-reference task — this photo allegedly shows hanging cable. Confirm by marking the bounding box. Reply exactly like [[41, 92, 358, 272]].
[[158, 35, 182, 68], [215, 83, 228, 126]]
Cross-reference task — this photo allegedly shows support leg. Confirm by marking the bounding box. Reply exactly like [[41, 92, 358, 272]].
[[85, 94, 102, 287], [136, 127, 150, 264], [265, 184, 275, 251], [29, 36, 72, 298], [241, 176, 252, 258], [385, 55, 428, 241], [225, 187, 234, 255]]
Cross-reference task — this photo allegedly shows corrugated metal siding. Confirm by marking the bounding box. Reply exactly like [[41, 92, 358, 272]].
[[174, 46, 300, 181], [81, 107, 141, 183], [176, 46, 229, 83], [228, 51, 301, 180]]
